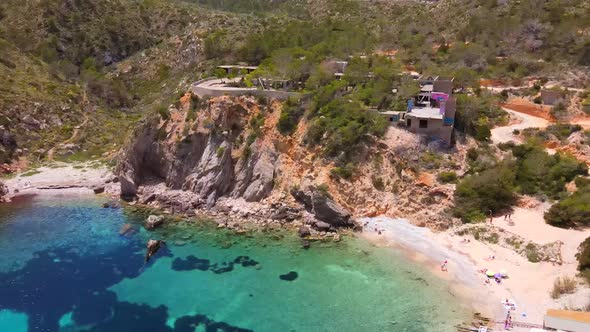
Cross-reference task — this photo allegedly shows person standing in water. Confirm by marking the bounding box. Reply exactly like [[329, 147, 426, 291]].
[[441, 260, 448, 272]]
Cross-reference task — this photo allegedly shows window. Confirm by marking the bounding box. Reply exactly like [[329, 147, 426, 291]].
[[406, 119, 412, 127], [419, 120, 428, 128]]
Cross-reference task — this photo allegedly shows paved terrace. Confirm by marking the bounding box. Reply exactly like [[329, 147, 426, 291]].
[[191, 77, 302, 100]]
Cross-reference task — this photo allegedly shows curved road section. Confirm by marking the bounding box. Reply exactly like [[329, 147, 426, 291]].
[[491, 108, 550, 145], [191, 77, 301, 100]]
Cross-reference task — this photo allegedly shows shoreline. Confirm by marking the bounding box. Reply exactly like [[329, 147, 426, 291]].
[[360, 215, 590, 331], [359, 217, 502, 324], [4, 163, 589, 331], [2, 162, 120, 201]]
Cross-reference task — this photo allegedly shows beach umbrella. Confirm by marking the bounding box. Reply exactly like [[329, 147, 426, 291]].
[[486, 270, 495, 277], [494, 273, 502, 279], [500, 299, 517, 310], [500, 269, 508, 277]]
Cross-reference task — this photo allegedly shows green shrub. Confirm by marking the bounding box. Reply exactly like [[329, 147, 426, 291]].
[[454, 162, 517, 223], [241, 146, 252, 160], [316, 183, 331, 198], [545, 124, 583, 141], [438, 171, 458, 184], [305, 98, 388, 159], [512, 144, 587, 199], [454, 94, 507, 141], [526, 243, 541, 263], [216, 146, 225, 158], [371, 176, 385, 191], [576, 237, 590, 282], [550, 102, 568, 119], [278, 98, 304, 136], [158, 106, 170, 120], [544, 181, 590, 228], [330, 163, 355, 180]]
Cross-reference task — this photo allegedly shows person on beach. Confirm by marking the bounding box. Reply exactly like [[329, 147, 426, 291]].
[[488, 210, 493, 224], [441, 260, 448, 272]]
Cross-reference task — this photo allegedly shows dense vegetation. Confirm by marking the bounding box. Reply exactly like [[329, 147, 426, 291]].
[[0, 0, 589, 165], [454, 143, 588, 222], [577, 236, 590, 282], [545, 178, 590, 228]]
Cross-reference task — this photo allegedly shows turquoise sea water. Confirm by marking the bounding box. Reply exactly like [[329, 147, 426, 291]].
[[0, 194, 470, 332]]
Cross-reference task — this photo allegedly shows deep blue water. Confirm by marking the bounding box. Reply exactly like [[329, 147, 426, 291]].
[[0, 194, 469, 332]]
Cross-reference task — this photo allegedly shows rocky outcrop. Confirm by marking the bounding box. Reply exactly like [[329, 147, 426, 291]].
[[117, 96, 278, 207], [291, 185, 356, 228], [145, 215, 165, 230], [145, 239, 165, 262]]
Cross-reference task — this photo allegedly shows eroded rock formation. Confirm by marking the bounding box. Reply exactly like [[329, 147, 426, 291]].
[[117, 96, 277, 206]]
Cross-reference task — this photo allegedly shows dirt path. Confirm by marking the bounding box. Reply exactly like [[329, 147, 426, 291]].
[[491, 108, 550, 144], [47, 113, 89, 161]]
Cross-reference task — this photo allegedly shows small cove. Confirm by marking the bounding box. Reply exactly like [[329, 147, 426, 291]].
[[0, 194, 471, 331]]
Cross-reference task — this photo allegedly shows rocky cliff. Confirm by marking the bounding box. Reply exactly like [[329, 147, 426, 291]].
[[118, 95, 277, 203], [118, 94, 467, 230]]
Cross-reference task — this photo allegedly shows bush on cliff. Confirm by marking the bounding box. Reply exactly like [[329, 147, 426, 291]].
[[544, 182, 590, 228], [438, 171, 458, 184], [577, 237, 590, 283], [454, 94, 507, 142], [278, 98, 304, 136], [453, 162, 517, 223], [305, 98, 388, 159], [512, 144, 588, 199]]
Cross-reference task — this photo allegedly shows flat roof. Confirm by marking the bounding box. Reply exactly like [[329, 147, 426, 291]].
[[421, 85, 433, 92], [217, 65, 258, 70], [546, 309, 590, 324], [407, 107, 443, 120], [379, 111, 404, 115]]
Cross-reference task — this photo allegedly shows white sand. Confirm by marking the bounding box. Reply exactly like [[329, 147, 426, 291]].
[[3, 162, 119, 198], [360, 211, 590, 331]]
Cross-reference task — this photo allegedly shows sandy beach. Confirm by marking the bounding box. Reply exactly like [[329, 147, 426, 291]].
[[361, 209, 590, 331], [3, 162, 120, 199]]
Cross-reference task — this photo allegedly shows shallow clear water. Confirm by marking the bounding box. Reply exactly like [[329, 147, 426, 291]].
[[0, 194, 470, 332]]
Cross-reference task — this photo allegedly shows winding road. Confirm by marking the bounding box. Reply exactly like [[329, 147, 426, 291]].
[[490, 108, 550, 145]]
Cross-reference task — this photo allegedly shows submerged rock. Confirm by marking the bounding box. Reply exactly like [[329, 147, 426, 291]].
[[298, 225, 311, 238], [301, 239, 310, 249], [279, 271, 298, 281], [92, 186, 105, 194], [145, 215, 165, 230], [145, 239, 165, 262], [119, 223, 136, 237]]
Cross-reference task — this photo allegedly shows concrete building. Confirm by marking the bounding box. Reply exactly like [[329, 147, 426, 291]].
[[392, 76, 455, 146], [544, 309, 590, 332], [540, 89, 565, 106], [378, 75, 456, 146]]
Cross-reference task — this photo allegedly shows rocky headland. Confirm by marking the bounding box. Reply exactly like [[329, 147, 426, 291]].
[[115, 94, 466, 237]]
